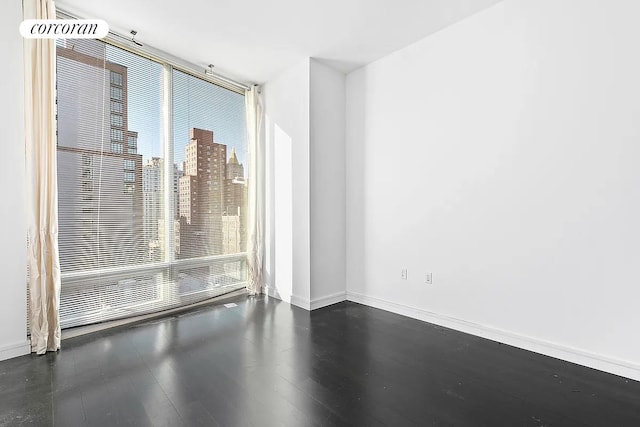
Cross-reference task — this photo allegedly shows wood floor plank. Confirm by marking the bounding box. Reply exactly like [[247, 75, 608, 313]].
[[0, 297, 638, 426]]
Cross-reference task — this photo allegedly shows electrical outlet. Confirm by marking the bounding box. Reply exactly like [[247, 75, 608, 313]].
[[425, 273, 433, 284], [401, 268, 408, 280]]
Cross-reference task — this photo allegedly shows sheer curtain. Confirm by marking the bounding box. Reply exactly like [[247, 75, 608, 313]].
[[24, 0, 62, 354], [245, 85, 264, 295]]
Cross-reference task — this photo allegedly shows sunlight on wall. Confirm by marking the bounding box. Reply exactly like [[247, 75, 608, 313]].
[[265, 116, 293, 301]]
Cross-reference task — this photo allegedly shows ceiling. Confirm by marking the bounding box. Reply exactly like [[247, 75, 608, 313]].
[[56, 0, 503, 85]]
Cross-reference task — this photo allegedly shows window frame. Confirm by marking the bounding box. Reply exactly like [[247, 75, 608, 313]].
[[110, 86, 123, 100], [56, 19, 249, 296], [110, 100, 123, 113], [110, 71, 123, 86], [123, 159, 135, 170], [110, 113, 123, 128], [110, 142, 123, 154], [110, 128, 124, 141]]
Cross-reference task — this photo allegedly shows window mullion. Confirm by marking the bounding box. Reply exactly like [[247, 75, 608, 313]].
[[163, 64, 175, 264]]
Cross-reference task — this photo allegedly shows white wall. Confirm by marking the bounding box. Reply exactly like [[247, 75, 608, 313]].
[[0, 0, 29, 361], [264, 58, 346, 310], [309, 59, 346, 306], [264, 59, 311, 307], [346, 0, 640, 380]]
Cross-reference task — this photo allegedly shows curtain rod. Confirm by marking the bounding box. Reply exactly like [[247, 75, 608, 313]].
[[56, 8, 252, 93]]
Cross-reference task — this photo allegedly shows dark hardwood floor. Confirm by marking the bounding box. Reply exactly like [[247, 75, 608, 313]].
[[1, 296, 639, 426]]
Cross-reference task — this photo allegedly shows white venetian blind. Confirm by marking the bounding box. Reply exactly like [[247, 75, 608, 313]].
[[56, 38, 247, 329], [169, 69, 248, 298]]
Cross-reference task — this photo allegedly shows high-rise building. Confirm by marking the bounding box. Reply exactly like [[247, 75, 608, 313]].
[[226, 148, 244, 180], [56, 41, 144, 271], [148, 161, 183, 262], [172, 163, 183, 219], [177, 128, 226, 258], [143, 157, 162, 261], [223, 149, 247, 254], [222, 215, 242, 254], [174, 128, 247, 258], [223, 149, 245, 215]]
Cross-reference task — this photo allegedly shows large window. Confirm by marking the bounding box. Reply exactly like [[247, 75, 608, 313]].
[[56, 38, 247, 328]]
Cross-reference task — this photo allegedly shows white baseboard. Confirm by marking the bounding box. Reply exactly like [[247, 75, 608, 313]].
[[290, 295, 311, 310], [265, 286, 346, 311], [0, 340, 30, 361], [346, 291, 640, 382], [310, 291, 347, 310], [263, 285, 310, 309]]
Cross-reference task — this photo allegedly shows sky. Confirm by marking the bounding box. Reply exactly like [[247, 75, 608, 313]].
[[106, 45, 247, 172]]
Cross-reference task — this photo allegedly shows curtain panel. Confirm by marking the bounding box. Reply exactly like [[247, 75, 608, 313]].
[[24, 0, 62, 354], [245, 86, 264, 295]]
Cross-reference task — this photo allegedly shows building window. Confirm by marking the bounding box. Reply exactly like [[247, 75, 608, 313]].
[[124, 171, 135, 182], [111, 129, 123, 141], [127, 135, 137, 154], [111, 142, 123, 154], [81, 181, 93, 193], [110, 101, 123, 113], [110, 86, 122, 100], [110, 71, 122, 86], [81, 168, 93, 180], [110, 114, 123, 127], [124, 159, 135, 170]]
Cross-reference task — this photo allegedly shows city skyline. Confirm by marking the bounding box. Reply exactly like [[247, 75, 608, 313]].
[[54, 37, 249, 328], [105, 45, 248, 170], [56, 40, 248, 268], [175, 127, 246, 259]]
